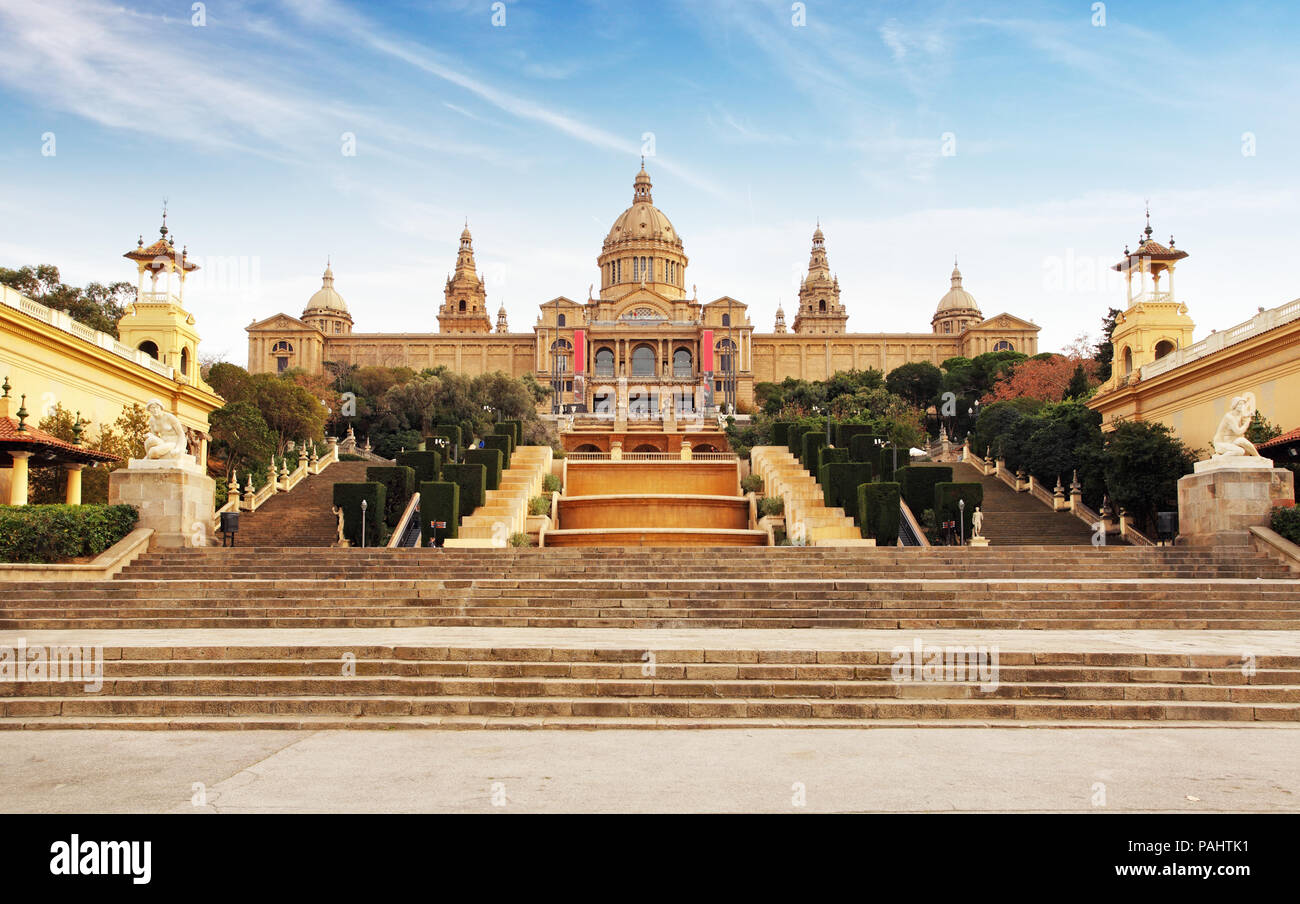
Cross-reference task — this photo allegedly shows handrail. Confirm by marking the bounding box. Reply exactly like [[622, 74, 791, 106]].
[[1122, 521, 1156, 546], [388, 491, 421, 548], [898, 497, 929, 547]]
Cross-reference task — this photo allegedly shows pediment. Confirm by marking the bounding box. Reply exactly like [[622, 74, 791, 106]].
[[703, 296, 747, 309], [247, 313, 315, 332], [969, 312, 1039, 332]]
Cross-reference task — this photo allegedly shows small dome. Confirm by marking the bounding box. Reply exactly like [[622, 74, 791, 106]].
[[304, 263, 348, 315], [935, 264, 981, 316]]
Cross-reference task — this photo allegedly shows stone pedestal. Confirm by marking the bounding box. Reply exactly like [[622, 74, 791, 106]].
[[1177, 462, 1294, 547], [968, 536, 990, 547], [109, 456, 216, 548]]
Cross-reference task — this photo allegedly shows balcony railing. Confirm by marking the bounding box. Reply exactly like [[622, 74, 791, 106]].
[[1, 284, 176, 380], [1139, 296, 1300, 381]]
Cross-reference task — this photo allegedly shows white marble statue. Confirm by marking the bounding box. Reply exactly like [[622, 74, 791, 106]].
[[143, 399, 188, 460], [971, 506, 983, 538], [1211, 394, 1263, 459]]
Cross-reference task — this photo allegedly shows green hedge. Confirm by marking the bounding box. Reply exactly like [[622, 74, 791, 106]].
[[740, 473, 764, 495], [849, 435, 900, 482], [395, 449, 440, 484], [898, 465, 952, 518], [418, 480, 459, 546], [426, 425, 462, 461], [497, 419, 523, 447], [442, 463, 487, 518], [858, 482, 900, 545], [835, 424, 878, 449], [332, 482, 387, 547], [491, 425, 516, 458], [771, 422, 795, 447], [0, 504, 138, 563], [483, 433, 512, 470], [817, 446, 850, 473], [800, 431, 828, 470], [935, 482, 984, 540], [464, 448, 503, 491], [787, 423, 815, 456], [366, 466, 415, 529], [1271, 506, 1300, 545], [819, 462, 874, 523]]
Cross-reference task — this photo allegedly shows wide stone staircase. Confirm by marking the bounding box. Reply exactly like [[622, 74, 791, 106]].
[[453, 446, 553, 546], [750, 446, 866, 544], [2, 638, 1297, 730], [230, 460, 374, 547], [2, 546, 1296, 631], [951, 461, 1098, 546], [3, 546, 1297, 729]]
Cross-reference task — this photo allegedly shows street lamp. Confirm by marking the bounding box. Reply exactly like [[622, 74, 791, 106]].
[[360, 498, 368, 548], [958, 498, 966, 546]]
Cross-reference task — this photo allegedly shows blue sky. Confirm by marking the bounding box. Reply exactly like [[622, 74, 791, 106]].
[[1, 0, 1297, 366]]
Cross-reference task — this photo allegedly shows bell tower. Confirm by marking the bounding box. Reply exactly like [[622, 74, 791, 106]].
[[117, 207, 208, 388], [1104, 209, 1195, 386], [793, 224, 847, 334], [438, 224, 492, 333]]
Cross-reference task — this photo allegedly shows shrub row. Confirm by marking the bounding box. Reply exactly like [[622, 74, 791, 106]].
[[395, 449, 440, 484], [464, 448, 503, 491], [365, 466, 416, 529], [897, 465, 952, 519], [0, 504, 138, 563], [818, 462, 874, 524], [442, 463, 487, 518]]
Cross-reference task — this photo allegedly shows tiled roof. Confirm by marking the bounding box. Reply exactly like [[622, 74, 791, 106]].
[[1259, 426, 1300, 449], [0, 416, 120, 462]]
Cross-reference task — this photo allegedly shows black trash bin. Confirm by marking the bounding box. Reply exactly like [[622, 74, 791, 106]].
[[220, 510, 239, 546]]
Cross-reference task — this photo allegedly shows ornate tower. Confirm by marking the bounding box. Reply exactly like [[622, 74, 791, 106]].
[[792, 224, 847, 334], [117, 209, 207, 388], [1104, 210, 1194, 384], [931, 260, 983, 335], [438, 225, 492, 333], [301, 261, 353, 336], [496, 302, 509, 333], [773, 302, 787, 333]]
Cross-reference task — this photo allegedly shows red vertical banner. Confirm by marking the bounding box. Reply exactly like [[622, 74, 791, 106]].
[[701, 329, 714, 371], [573, 329, 586, 373]]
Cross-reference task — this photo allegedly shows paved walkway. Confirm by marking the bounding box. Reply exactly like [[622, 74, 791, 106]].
[[2, 728, 1297, 812], [4, 627, 1300, 654]]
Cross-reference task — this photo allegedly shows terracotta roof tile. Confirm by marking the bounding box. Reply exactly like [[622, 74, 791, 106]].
[[0, 416, 120, 462], [1259, 426, 1300, 449]]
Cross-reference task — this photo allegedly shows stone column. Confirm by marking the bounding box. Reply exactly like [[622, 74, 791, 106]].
[[64, 463, 85, 505], [8, 451, 31, 505]]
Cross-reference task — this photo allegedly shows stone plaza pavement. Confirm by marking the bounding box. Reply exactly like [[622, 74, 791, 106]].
[[2, 726, 1298, 813]]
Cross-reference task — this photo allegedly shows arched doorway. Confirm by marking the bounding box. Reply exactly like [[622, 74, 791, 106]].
[[575, 443, 601, 453], [138, 340, 159, 359], [632, 444, 659, 453], [1154, 339, 1176, 360], [694, 443, 718, 453]]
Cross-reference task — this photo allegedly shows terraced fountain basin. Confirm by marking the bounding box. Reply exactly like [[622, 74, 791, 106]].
[[557, 494, 751, 530]]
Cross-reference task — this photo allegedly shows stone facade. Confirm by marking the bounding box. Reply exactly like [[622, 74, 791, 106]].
[[1176, 464, 1295, 546], [109, 457, 216, 548], [247, 166, 1041, 409]]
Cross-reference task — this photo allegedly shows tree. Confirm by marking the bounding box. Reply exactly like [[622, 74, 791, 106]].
[[1093, 307, 1121, 382], [985, 354, 1098, 404], [209, 401, 276, 484], [1065, 363, 1091, 400], [249, 373, 327, 453], [0, 265, 134, 337], [206, 362, 253, 404], [885, 362, 943, 408], [1102, 420, 1195, 533]]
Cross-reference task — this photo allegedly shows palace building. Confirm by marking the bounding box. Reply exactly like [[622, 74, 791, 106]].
[[246, 165, 1040, 411]]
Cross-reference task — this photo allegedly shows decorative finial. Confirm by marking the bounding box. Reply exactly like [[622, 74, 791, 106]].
[[72, 411, 84, 446], [1143, 201, 1153, 238], [160, 200, 169, 237], [16, 394, 28, 431], [1169, 235, 1175, 247], [640, 154, 645, 168], [137, 235, 144, 248], [1, 375, 8, 398]]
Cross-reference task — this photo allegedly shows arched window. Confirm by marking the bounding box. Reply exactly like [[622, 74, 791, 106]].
[[594, 347, 615, 376], [943, 321, 952, 334], [180, 347, 190, 376], [721, 313, 731, 327], [458, 299, 466, 312], [818, 299, 827, 313], [557, 313, 566, 327], [550, 339, 572, 373], [1154, 339, 1176, 359], [1122, 346, 1133, 375], [716, 338, 737, 374], [138, 340, 159, 359], [271, 340, 293, 354], [993, 340, 1014, 352], [673, 348, 692, 378], [631, 344, 655, 377]]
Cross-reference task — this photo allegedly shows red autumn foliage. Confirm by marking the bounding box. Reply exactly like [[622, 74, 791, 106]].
[[984, 354, 1099, 403]]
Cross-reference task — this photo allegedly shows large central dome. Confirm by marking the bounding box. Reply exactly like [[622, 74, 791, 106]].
[[597, 165, 689, 302], [602, 165, 682, 249]]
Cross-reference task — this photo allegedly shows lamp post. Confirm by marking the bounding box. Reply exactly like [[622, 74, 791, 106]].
[[360, 498, 368, 548], [958, 498, 965, 546]]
